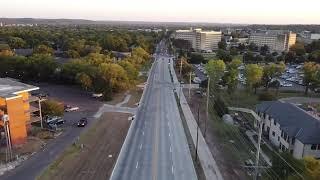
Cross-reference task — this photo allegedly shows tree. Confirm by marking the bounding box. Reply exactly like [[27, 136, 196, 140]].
[[189, 53, 204, 64], [218, 41, 227, 50], [245, 64, 263, 94], [33, 44, 54, 56], [118, 60, 139, 82], [290, 43, 306, 56], [205, 60, 226, 91], [230, 47, 239, 56], [309, 50, 320, 63], [0, 44, 14, 57], [260, 45, 269, 56], [176, 57, 192, 78], [248, 42, 258, 51], [216, 49, 232, 63], [303, 62, 320, 95], [7, 37, 26, 49], [41, 100, 64, 116], [285, 51, 296, 63], [265, 53, 275, 62], [262, 62, 286, 90], [76, 73, 92, 90], [64, 50, 80, 58], [99, 63, 129, 92], [224, 59, 241, 94]]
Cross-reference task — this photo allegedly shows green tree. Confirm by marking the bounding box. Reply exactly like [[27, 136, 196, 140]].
[[64, 50, 80, 58], [189, 53, 204, 64], [76, 73, 92, 90], [245, 64, 263, 94], [118, 60, 139, 83], [224, 59, 241, 94], [99, 63, 129, 92], [262, 62, 286, 90], [309, 50, 320, 63], [206, 60, 226, 91], [33, 44, 54, 56], [218, 41, 227, 50], [303, 62, 320, 95], [7, 37, 26, 49]]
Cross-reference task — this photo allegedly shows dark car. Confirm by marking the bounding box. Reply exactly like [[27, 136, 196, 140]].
[[77, 118, 88, 127]]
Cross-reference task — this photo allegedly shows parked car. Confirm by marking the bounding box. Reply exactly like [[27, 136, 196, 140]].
[[92, 93, 103, 98], [77, 118, 88, 127], [46, 116, 64, 125], [65, 105, 79, 112]]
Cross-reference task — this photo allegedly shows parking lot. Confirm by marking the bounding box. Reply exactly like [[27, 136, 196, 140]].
[[1, 83, 104, 180]]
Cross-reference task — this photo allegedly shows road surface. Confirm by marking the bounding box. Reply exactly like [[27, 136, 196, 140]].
[[110, 41, 197, 180]]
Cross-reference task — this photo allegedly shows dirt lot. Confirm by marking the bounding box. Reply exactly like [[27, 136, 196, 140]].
[[183, 88, 248, 180], [38, 112, 131, 180]]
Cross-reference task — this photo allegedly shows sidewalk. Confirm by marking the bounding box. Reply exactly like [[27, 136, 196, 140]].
[[170, 62, 224, 180]]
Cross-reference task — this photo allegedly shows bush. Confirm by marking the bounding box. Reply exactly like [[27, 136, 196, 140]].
[[41, 100, 64, 116], [214, 96, 229, 117], [258, 92, 276, 101]]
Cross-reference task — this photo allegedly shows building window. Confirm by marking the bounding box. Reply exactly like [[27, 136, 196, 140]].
[[311, 144, 317, 150], [272, 131, 275, 136]]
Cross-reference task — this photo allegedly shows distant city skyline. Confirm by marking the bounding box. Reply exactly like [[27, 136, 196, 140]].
[[1, 0, 320, 24]]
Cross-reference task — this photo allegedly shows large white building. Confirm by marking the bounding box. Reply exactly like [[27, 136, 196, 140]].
[[174, 28, 222, 52], [249, 31, 296, 52], [256, 101, 320, 159]]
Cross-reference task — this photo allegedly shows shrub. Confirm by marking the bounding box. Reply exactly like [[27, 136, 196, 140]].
[[258, 92, 276, 101], [41, 100, 64, 116]]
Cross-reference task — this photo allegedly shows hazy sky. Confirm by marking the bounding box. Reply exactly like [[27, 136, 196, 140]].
[[1, 0, 319, 24]]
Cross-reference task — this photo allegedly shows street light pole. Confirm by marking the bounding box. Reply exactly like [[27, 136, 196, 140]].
[[204, 77, 210, 138], [195, 102, 200, 162]]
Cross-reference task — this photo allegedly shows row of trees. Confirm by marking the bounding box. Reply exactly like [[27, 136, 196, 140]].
[[0, 47, 151, 100], [205, 59, 319, 95], [0, 26, 159, 56]]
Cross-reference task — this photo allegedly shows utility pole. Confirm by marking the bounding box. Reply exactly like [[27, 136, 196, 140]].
[[179, 58, 183, 100], [204, 77, 210, 138], [254, 121, 263, 180], [195, 102, 200, 162], [188, 72, 192, 99], [39, 98, 43, 128]]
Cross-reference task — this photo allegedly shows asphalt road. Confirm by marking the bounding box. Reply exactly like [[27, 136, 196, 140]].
[[110, 41, 197, 180]]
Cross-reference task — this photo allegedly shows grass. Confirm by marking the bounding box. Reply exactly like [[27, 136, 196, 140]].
[[37, 144, 81, 180]]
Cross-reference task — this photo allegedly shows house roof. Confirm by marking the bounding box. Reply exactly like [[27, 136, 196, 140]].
[[0, 78, 39, 99], [256, 101, 320, 144]]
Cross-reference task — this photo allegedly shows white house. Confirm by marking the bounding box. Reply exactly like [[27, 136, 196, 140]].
[[256, 101, 320, 159]]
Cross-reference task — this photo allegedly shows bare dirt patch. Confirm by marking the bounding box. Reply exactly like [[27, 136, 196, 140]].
[[38, 112, 131, 180]]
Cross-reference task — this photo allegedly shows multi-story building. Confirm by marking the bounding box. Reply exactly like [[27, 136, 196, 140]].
[[256, 101, 320, 159], [174, 28, 222, 52], [0, 78, 41, 145], [299, 31, 320, 44], [249, 31, 296, 52]]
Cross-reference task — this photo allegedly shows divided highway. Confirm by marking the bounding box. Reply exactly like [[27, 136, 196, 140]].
[[110, 42, 197, 180]]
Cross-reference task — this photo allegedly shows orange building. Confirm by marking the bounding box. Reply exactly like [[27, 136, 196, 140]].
[[0, 78, 40, 145]]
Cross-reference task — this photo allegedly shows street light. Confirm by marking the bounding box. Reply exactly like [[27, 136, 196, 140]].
[[195, 102, 200, 162]]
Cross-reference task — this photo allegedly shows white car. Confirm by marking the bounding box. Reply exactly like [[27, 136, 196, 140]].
[[283, 83, 293, 87], [65, 106, 79, 112], [92, 93, 103, 98]]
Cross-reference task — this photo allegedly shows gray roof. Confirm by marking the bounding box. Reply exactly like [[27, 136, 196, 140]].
[[0, 78, 39, 99], [256, 101, 320, 144]]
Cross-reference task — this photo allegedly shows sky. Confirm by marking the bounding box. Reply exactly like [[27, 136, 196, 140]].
[[1, 0, 320, 24]]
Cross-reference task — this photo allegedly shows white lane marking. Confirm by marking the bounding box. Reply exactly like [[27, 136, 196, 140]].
[[171, 165, 174, 174], [136, 161, 139, 169], [168, 133, 170, 137], [170, 146, 172, 152], [167, 122, 169, 127], [140, 144, 142, 150], [142, 131, 144, 135]]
